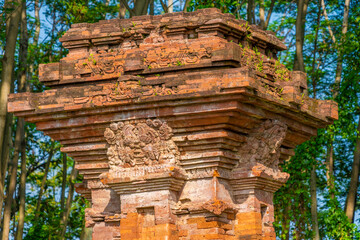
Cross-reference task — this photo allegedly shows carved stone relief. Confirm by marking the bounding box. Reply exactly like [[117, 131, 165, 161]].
[[201, 199, 234, 215], [104, 119, 180, 170], [144, 46, 212, 69], [237, 119, 287, 169], [72, 81, 179, 106], [74, 51, 125, 77], [111, 81, 178, 99]]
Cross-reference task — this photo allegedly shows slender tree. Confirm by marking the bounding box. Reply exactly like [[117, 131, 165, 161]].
[[60, 154, 67, 212], [59, 165, 78, 238], [168, 0, 174, 13], [2, 109, 25, 240], [310, 164, 320, 240], [0, 0, 23, 215], [119, 0, 151, 17], [308, 2, 322, 239], [345, 117, 360, 222], [183, 0, 191, 12], [1, 4, 25, 238], [27, 0, 40, 92], [259, 0, 265, 29], [264, 0, 275, 30], [119, 1, 126, 18], [321, 0, 352, 209], [247, 0, 255, 24], [34, 146, 54, 221], [293, 0, 309, 71], [14, 1, 28, 239]]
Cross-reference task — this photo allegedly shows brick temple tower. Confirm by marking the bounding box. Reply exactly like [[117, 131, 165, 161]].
[[8, 8, 337, 239]]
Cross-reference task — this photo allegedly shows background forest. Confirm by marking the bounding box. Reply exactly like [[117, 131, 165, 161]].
[[0, 0, 359, 239]]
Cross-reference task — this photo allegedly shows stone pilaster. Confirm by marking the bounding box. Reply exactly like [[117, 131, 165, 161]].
[[8, 8, 337, 240]]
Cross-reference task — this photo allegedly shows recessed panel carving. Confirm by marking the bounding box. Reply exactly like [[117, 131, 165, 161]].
[[238, 119, 287, 169], [104, 119, 179, 170], [144, 46, 212, 69], [73, 49, 126, 79]]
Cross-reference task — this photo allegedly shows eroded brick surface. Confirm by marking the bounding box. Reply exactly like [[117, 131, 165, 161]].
[[8, 8, 337, 239]]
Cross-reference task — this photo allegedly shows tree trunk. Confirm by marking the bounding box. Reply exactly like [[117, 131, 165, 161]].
[[119, 1, 126, 18], [321, 0, 350, 98], [2, 119, 25, 240], [247, 0, 255, 24], [309, 4, 321, 238], [15, 143, 26, 240], [59, 165, 78, 238], [310, 165, 320, 240], [168, 0, 173, 13], [301, 0, 309, 44], [333, 0, 350, 98], [310, 0, 321, 99], [345, 116, 360, 222], [1, 112, 13, 191], [120, 0, 150, 17], [61, 154, 67, 213], [48, 5, 56, 63], [282, 203, 291, 240], [295, 197, 305, 239], [134, 0, 150, 15], [0, 0, 22, 215], [325, 144, 335, 199], [2, 0, 27, 230], [149, 0, 154, 15], [259, 0, 265, 29], [159, 0, 169, 13], [15, 1, 28, 239], [80, 226, 92, 240], [0, 112, 13, 216], [321, 0, 351, 207], [27, 0, 40, 92], [264, 0, 275, 29], [183, 0, 190, 12], [293, 0, 308, 71], [34, 147, 54, 221]]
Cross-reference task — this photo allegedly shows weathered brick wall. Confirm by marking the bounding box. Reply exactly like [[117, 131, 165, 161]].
[[8, 8, 337, 239]]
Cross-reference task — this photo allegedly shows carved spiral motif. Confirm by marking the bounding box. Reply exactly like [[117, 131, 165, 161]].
[[104, 119, 179, 169]]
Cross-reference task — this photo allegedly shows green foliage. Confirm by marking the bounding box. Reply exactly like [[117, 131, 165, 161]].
[[2, 0, 360, 239], [274, 137, 322, 239], [18, 125, 86, 239], [50, 0, 118, 24], [0, 0, 118, 238], [188, 0, 244, 18], [272, 0, 360, 238], [189, 0, 360, 238], [274, 60, 289, 81], [320, 195, 360, 239]]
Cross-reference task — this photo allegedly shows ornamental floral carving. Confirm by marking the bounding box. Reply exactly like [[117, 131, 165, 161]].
[[238, 119, 287, 169], [74, 51, 125, 77], [144, 46, 212, 69], [104, 119, 180, 169]]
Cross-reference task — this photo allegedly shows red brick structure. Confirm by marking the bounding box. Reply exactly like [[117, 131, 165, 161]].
[[8, 8, 337, 240]]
